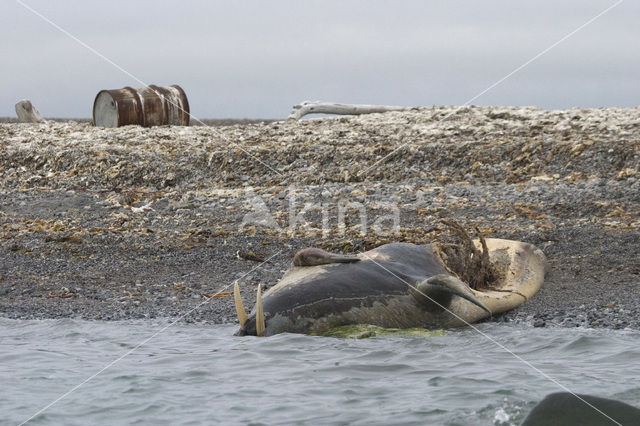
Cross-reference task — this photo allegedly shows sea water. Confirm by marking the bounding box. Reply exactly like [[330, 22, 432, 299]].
[[1, 319, 639, 425]]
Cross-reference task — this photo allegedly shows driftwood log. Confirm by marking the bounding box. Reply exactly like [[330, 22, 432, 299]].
[[15, 100, 45, 123], [288, 101, 410, 120]]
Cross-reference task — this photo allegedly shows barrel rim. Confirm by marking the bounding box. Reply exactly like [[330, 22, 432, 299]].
[[92, 90, 112, 127], [170, 84, 190, 125]]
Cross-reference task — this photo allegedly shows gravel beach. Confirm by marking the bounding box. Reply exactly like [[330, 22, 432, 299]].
[[1, 106, 638, 329]]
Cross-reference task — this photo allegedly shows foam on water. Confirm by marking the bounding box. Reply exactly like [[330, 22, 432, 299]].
[[1, 319, 639, 425]]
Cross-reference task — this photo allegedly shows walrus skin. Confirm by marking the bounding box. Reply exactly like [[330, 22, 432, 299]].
[[236, 239, 546, 336], [521, 392, 640, 425]]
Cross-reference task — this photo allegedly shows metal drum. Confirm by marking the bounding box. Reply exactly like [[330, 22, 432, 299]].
[[93, 84, 190, 127]]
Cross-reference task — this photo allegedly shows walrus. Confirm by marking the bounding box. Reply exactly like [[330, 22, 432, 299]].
[[234, 238, 547, 336], [521, 392, 640, 425]]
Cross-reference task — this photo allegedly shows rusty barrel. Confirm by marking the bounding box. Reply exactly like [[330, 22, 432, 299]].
[[93, 84, 190, 127]]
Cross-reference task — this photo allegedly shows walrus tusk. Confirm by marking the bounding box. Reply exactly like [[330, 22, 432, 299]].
[[233, 282, 248, 327], [256, 284, 265, 336]]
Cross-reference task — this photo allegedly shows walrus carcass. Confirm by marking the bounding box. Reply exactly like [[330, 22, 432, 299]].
[[234, 238, 547, 336]]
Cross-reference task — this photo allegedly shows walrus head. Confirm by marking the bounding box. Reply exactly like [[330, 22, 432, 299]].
[[234, 248, 360, 336]]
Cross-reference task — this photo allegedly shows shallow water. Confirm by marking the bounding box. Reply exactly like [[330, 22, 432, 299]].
[[1, 319, 639, 425]]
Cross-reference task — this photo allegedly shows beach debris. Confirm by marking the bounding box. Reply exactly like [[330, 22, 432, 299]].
[[0, 107, 637, 196], [204, 290, 233, 298], [236, 250, 266, 262], [47, 287, 76, 299], [15, 99, 45, 123], [93, 85, 190, 128], [288, 101, 410, 120], [44, 233, 83, 244], [126, 203, 154, 213]]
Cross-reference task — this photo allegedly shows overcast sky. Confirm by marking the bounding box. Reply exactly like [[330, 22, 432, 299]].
[[1, 0, 638, 119]]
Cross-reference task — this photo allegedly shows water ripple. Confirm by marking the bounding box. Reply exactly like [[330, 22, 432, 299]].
[[1, 319, 640, 425]]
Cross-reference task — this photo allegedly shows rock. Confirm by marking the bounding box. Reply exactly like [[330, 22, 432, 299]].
[[522, 392, 640, 426], [15, 100, 45, 123], [533, 318, 546, 327]]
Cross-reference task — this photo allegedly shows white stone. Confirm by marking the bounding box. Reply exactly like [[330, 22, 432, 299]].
[[15, 100, 45, 123]]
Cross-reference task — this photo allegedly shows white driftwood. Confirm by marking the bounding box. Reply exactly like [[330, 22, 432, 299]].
[[288, 101, 410, 120], [15, 100, 45, 123]]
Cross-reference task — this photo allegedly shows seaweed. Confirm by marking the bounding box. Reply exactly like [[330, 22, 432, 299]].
[[311, 324, 447, 339]]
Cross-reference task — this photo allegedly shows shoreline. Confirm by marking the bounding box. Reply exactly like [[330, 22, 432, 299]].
[[1, 106, 638, 329]]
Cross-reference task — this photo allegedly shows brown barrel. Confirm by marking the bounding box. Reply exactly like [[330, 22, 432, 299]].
[[93, 84, 190, 127]]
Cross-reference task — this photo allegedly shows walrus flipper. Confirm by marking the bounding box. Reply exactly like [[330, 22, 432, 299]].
[[411, 274, 491, 315], [293, 247, 360, 267]]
